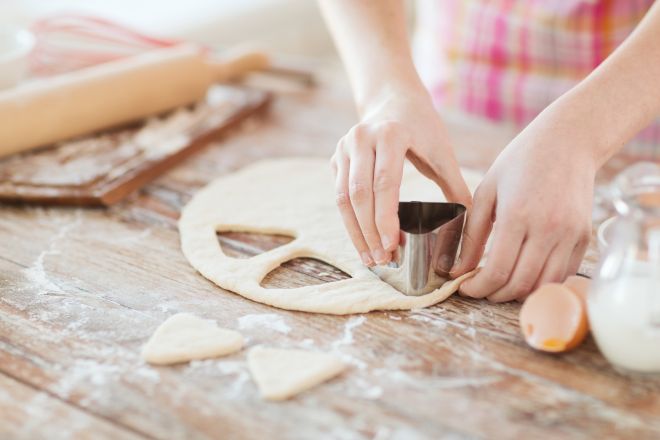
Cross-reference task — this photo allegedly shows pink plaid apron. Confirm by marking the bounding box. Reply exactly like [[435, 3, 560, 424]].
[[414, 0, 658, 159]]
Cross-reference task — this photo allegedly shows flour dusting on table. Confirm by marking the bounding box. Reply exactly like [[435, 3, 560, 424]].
[[237, 313, 291, 334], [409, 314, 448, 330], [23, 210, 83, 296], [331, 316, 366, 350], [330, 316, 367, 370]]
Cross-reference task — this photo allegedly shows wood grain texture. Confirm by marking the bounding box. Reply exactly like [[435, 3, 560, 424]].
[[0, 61, 658, 440], [0, 86, 271, 206], [0, 372, 144, 440]]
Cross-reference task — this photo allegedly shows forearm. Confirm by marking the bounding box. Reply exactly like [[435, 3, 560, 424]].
[[544, 1, 660, 167], [318, 0, 430, 116]]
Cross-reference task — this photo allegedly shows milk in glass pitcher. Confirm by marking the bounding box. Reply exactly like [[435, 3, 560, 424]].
[[589, 162, 660, 373]]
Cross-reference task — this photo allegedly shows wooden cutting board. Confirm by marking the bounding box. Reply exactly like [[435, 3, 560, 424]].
[[0, 85, 271, 206]]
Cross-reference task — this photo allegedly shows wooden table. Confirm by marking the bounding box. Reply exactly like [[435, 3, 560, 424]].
[[1, 61, 658, 440]]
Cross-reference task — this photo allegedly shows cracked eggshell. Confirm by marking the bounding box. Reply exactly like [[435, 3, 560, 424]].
[[519, 283, 589, 353]]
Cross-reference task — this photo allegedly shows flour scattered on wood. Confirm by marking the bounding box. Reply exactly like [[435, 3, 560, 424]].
[[331, 316, 366, 349], [52, 348, 163, 410], [17, 392, 97, 439], [353, 377, 383, 400], [135, 365, 161, 383], [331, 315, 367, 370], [54, 359, 122, 401], [216, 360, 251, 394], [114, 227, 152, 245], [373, 368, 501, 390], [23, 211, 83, 295], [409, 314, 448, 329], [431, 376, 501, 389], [237, 313, 291, 334], [298, 338, 316, 349], [187, 359, 250, 398]]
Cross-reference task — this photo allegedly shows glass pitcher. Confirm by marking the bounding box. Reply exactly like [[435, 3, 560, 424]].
[[589, 162, 660, 374]]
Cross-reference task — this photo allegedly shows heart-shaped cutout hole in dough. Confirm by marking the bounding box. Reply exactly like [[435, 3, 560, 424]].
[[261, 257, 351, 289], [217, 230, 294, 258]]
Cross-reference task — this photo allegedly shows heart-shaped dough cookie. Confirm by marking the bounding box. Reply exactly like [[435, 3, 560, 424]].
[[247, 346, 346, 400], [142, 313, 244, 365]]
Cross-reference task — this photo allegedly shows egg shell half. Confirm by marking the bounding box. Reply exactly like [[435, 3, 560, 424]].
[[519, 283, 589, 353]]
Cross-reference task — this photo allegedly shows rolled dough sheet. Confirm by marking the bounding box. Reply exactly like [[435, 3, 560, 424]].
[[141, 313, 244, 365], [179, 158, 482, 315], [247, 346, 346, 401]]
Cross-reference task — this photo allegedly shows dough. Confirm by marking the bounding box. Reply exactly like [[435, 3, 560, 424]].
[[141, 313, 244, 365], [179, 158, 481, 314], [247, 346, 346, 400]]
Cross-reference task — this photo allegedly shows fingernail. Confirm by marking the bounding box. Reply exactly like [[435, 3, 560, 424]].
[[449, 257, 462, 274], [361, 252, 374, 267], [382, 237, 392, 251], [373, 248, 388, 265]]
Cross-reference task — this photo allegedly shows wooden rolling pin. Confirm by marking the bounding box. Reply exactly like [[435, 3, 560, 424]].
[[0, 44, 269, 158]]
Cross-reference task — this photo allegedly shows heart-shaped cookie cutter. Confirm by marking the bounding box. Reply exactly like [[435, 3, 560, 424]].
[[373, 201, 466, 296]]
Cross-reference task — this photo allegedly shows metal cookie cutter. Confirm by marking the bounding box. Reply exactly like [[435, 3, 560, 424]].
[[372, 201, 466, 296]]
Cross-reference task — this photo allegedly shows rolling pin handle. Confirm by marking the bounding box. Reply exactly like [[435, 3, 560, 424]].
[[207, 49, 270, 82]]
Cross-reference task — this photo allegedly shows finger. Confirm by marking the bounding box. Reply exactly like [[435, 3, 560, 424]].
[[451, 184, 495, 277], [335, 152, 373, 266], [534, 241, 574, 288], [566, 229, 591, 276], [348, 146, 390, 264], [459, 219, 525, 298], [410, 150, 473, 208], [437, 164, 474, 209], [486, 238, 550, 303], [373, 141, 405, 252]]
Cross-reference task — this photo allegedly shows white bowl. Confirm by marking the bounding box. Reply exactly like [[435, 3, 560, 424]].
[[0, 26, 35, 90]]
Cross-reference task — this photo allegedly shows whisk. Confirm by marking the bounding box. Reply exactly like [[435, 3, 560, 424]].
[[28, 13, 314, 86], [29, 14, 184, 76]]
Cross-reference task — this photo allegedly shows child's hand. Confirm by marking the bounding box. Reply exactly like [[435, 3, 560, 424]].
[[452, 113, 596, 302], [331, 92, 472, 266]]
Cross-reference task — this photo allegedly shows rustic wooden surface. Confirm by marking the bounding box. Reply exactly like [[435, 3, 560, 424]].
[[0, 86, 270, 206], [1, 61, 659, 440]]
